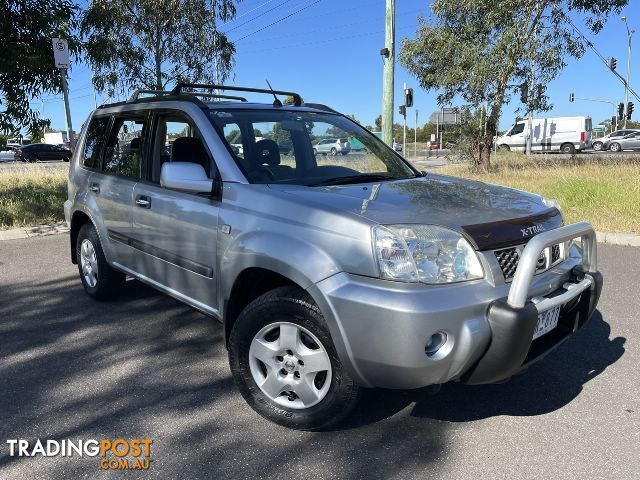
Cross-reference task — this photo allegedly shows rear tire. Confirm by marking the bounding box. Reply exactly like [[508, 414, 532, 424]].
[[228, 286, 361, 431], [609, 142, 621, 152], [560, 143, 575, 154], [498, 144, 510, 151], [330, 147, 338, 156], [76, 224, 125, 300]]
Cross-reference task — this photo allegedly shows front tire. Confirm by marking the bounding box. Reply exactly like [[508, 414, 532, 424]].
[[592, 141, 603, 151], [76, 224, 125, 300], [498, 144, 510, 151], [228, 286, 361, 431]]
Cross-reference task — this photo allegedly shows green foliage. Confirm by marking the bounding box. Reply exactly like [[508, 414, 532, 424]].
[[81, 0, 241, 94], [0, 0, 78, 134], [400, 0, 628, 171]]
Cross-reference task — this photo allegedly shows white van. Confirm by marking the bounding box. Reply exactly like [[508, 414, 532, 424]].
[[495, 116, 592, 153]]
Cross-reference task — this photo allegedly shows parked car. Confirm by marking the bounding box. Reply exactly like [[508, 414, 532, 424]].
[[313, 137, 351, 156], [494, 116, 592, 153], [592, 129, 640, 151], [392, 142, 402, 152], [429, 142, 440, 150], [278, 139, 293, 155], [14, 143, 71, 162], [607, 131, 640, 152], [65, 84, 602, 431]]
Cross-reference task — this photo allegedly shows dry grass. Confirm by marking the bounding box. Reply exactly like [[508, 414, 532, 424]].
[[0, 166, 67, 229], [435, 152, 640, 234]]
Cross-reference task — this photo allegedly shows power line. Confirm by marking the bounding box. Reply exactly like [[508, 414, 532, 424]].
[[234, 0, 322, 42], [564, 16, 640, 103], [223, 0, 293, 34]]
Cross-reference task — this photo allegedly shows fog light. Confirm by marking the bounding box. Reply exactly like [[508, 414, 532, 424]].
[[425, 331, 447, 357]]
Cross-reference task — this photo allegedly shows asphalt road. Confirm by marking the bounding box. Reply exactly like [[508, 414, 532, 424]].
[[0, 234, 637, 480]]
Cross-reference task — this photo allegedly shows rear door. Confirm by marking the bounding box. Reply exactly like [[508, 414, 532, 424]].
[[131, 110, 220, 313], [88, 112, 149, 269]]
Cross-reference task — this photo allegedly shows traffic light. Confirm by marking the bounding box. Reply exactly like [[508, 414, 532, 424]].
[[404, 88, 414, 108], [609, 57, 617, 70], [569, 93, 574, 102], [618, 102, 625, 120], [611, 116, 617, 127], [399, 105, 406, 117], [627, 102, 634, 119], [519, 82, 528, 104]]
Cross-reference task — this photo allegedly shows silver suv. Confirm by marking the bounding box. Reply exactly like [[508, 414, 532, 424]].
[[313, 137, 351, 155], [65, 84, 602, 430]]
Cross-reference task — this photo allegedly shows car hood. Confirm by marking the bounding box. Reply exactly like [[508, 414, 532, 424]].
[[270, 174, 563, 250]]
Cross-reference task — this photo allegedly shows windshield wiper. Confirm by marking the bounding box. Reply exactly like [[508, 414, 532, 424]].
[[311, 174, 398, 187]]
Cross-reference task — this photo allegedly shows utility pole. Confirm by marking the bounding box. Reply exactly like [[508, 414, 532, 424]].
[[414, 109, 418, 158], [381, 0, 395, 146], [526, 32, 536, 155], [622, 16, 634, 128], [402, 81, 407, 153]]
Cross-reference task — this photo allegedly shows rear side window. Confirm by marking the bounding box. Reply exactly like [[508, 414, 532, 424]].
[[103, 115, 147, 179], [82, 117, 110, 169]]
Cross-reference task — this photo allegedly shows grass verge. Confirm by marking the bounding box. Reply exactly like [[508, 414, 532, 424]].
[[435, 152, 640, 234], [0, 166, 67, 230]]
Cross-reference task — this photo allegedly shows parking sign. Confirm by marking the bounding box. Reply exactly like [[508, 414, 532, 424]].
[[52, 38, 69, 68]]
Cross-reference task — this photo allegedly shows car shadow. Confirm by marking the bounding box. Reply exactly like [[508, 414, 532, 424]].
[[342, 311, 624, 428]]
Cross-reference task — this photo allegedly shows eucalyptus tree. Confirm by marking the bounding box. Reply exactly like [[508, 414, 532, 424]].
[[81, 0, 241, 96], [0, 0, 78, 134], [400, 0, 627, 172]]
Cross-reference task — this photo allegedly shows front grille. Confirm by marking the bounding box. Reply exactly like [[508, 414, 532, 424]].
[[494, 243, 562, 281]]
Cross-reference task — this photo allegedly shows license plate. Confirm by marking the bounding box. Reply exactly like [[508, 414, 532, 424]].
[[533, 306, 561, 340]]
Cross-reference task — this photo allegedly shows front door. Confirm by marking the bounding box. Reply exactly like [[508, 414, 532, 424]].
[[130, 111, 220, 314]]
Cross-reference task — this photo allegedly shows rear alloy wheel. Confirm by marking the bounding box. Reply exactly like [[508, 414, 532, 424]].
[[228, 286, 361, 430], [592, 141, 603, 151], [330, 147, 338, 156], [560, 143, 575, 154], [610, 142, 621, 152], [76, 224, 125, 300], [498, 144, 510, 152]]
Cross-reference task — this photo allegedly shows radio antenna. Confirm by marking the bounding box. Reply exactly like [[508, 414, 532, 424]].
[[266, 79, 282, 107]]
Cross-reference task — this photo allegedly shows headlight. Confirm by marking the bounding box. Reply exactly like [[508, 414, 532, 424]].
[[374, 225, 484, 284]]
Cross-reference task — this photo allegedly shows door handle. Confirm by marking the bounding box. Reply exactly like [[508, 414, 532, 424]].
[[135, 195, 151, 208], [89, 183, 100, 193]]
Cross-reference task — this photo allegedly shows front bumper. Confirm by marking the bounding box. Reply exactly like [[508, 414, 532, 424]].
[[311, 222, 601, 389]]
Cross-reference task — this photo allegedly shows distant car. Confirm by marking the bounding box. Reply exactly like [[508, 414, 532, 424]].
[[392, 142, 402, 152], [14, 143, 72, 162], [608, 131, 640, 152], [313, 138, 351, 156], [444, 140, 458, 149], [429, 142, 440, 150], [278, 139, 293, 155], [595, 129, 640, 151]]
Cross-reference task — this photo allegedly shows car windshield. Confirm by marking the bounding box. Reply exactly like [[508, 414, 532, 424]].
[[208, 109, 418, 186]]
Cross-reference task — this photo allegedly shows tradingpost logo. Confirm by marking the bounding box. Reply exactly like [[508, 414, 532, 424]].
[[5, 438, 153, 471]]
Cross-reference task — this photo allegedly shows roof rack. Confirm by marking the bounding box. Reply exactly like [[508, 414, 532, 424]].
[[127, 89, 247, 103], [170, 83, 304, 106]]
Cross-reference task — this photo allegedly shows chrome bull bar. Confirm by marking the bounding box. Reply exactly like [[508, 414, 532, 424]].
[[507, 222, 597, 310]]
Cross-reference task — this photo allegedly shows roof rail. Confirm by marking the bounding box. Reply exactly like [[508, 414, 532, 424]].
[[303, 103, 339, 114], [128, 89, 247, 103], [129, 89, 172, 102], [170, 83, 304, 106]]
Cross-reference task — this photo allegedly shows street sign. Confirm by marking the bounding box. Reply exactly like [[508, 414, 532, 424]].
[[430, 134, 436, 142], [52, 38, 69, 68], [593, 127, 606, 133]]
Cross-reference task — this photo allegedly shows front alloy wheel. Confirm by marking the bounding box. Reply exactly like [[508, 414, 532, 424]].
[[228, 286, 361, 430], [592, 141, 603, 151], [249, 322, 332, 409]]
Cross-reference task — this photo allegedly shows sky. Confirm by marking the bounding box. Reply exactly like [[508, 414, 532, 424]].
[[37, 0, 640, 134]]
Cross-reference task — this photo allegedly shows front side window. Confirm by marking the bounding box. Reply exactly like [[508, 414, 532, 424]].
[[209, 109, 417, 186], [103, 116, 147, 179], [510, 123, 525, 135]]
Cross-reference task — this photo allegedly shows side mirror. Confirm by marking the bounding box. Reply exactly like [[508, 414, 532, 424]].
[[160, 162, 213, 194]]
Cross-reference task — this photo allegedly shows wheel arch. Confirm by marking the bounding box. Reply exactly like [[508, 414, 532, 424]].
[[70, 210, 94, 264]]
